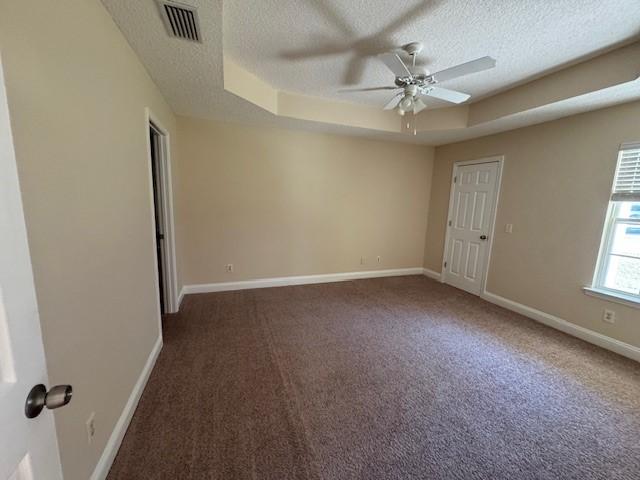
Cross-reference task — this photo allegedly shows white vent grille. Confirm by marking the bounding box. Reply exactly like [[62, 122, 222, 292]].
[[157, 0, 201, 42]]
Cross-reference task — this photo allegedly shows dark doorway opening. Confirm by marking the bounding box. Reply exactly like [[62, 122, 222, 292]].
[[149, 124, 168, 314]]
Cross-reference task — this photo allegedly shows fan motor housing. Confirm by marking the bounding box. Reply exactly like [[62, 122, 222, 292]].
[[395, 73, 434, 88]]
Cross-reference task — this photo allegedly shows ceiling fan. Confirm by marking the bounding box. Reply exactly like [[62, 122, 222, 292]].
[[343, 42, 496, 116]]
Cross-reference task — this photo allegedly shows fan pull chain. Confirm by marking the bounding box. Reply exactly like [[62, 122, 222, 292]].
[[405, 113, 417, 136]]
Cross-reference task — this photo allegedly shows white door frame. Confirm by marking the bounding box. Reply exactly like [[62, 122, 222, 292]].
[[144, 108, 179, 314], [441, 155, 504, 295]]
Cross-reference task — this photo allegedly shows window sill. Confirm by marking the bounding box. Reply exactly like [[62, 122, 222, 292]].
[[583, 287, 640, 309]]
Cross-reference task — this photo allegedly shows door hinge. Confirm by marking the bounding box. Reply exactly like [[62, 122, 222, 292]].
[[454, 176, 457, 183], [448, 220, 452, 226], [444, 261, 447, 268]]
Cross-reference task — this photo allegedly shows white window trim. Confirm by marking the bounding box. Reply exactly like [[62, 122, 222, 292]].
[[592, 203, 640, 290], [586, 143, 640, 306], [583, 286, 640, 309]]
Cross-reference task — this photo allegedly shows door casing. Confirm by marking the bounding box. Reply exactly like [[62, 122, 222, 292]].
[[145, 109, 179, 314], [441, 156, 504, 296]]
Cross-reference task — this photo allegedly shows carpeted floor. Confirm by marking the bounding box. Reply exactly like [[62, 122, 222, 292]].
[[107, 276, 640, 480]]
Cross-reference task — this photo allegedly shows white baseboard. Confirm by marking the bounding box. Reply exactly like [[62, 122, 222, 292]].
[[181, 267, 424, 296], [90, 335, 163, 480], [177, 287, 185, 311], [482, 291, 640, 363], [422, 268, 442, 281]]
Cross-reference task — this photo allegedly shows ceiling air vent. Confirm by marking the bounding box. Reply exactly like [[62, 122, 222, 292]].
[[157, 0, 201, 42]]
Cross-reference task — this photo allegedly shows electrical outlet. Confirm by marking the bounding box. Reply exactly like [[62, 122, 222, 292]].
[[377, 256, 381, 264], [602, 309, 616, 324], [360, 256, 366, 265], [505, 224, 513, 233], [225, 264, 233, 273], [86, 412, 96, 444]]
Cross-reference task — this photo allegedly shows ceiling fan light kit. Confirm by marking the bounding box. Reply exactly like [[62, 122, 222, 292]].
[[341, 42, 497, 132]]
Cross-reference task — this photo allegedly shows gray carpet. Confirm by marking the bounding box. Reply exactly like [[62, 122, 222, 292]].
[[107, 275, 640, 479]]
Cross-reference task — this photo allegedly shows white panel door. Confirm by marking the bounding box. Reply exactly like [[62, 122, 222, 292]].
[[0, 58, 63, 479], [444, 162, 499, 295]]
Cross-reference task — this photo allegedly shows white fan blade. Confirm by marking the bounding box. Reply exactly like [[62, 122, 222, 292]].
[[339, 86, 399, 92], [425, 86, 470, 104], [378, 52, 412, 78], [413, 98, 427, 114], [430, 56, 496, 83], [383, 93, 403, 110]]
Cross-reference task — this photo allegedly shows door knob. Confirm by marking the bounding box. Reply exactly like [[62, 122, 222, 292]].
[[25, 384, 73, 419], [480, 235, 488, 240]]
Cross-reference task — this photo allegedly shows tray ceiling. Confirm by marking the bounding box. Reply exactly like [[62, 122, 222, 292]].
[[225, 0, 640, 108], [101, 0, 640, 145]]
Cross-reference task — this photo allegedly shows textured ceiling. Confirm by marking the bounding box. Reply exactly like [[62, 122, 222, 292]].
[[101, 0, 640, 145], [225, 0, 640, 107]]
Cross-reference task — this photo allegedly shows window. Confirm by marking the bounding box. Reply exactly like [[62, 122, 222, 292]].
[[592, 143, 640, 300]]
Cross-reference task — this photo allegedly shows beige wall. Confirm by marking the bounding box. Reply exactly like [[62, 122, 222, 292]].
[[175, 116, 434, 285], [0, 1, 176, 479], [425, 100, 640, 349], [2, 2, 638, 478]]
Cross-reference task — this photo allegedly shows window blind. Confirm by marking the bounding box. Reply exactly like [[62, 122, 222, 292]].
[[612, 143, 640, 201]]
